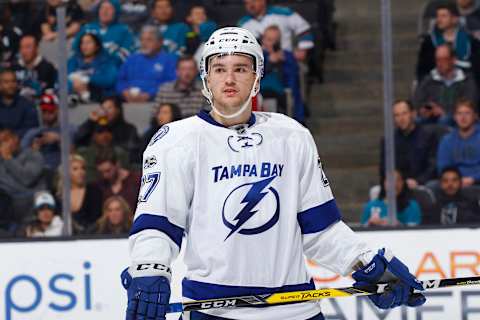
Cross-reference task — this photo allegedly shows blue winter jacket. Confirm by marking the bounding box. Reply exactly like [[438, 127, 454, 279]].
[[116, 51, 178, 99], [0, 94, 39, 138], [437, 125, 480, 182], [67, 46, 118, 99], [146, 18, 190, 55], [261, 50, 305, 121], [72, 0, 135, 65]]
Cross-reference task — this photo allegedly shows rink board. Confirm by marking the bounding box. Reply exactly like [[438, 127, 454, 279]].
[[0, 228, 479, 320]]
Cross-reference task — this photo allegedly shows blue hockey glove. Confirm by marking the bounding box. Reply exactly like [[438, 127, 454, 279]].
[[121, 263, 172, 320], [352, 248, 426, 309]]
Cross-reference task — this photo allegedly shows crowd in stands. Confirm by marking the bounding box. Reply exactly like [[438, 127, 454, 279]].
[[363, 1, 480, 227], [0, 0, 322, 238]]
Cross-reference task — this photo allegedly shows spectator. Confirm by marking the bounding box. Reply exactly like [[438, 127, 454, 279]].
[[380, 100, 438, 188], [147, 0, 190, 54], [94, 149, 141, 212], [119, 0, 152, 34], [88, 195, 133, 235], [413, 44, 477, 125], [24, 191, 64, 237], [68, 32, 118, 103], [56, 154, 103, 234], [36, 0, 84, 42], [185, 5, 217, 57], [437, 99, 480, 187], [0, 4, 23, 68], [0, 69, 39, 138], [457, 0, 480, 39], [416, 2, 476, 82], [0, 188, 14, 237], [142, 102, 181, 149], [154, 55, 204, 117], [77, 123, 130, 183], [424, 166, 480, 224], [362, 169, 422, 226], [261, 25, 305, 121], [75, 96, 140, 163], [0, 129, 45, 224], [73, 0, 135, 65], [116, 25, 177, 102], [12, 34, 57, 100], [239, 0, 314, 62], [21, 93, 66, 173]]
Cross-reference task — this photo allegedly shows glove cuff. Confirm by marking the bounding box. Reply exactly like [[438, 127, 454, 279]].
[[129, 262, 172, 282]]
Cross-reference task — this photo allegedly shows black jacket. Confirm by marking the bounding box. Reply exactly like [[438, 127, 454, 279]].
[[423, 190, 480, 225], [380, 125, 437, 184]]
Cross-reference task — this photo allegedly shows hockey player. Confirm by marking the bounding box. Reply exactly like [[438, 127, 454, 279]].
[[121, 27, 426, 320]]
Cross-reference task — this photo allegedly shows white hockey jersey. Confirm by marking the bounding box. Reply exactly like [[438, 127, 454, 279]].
[[238, 6, 314, 51], [129, 111, 370, 320]]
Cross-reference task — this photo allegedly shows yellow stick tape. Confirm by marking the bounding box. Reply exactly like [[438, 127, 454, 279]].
[[265, 289, 354, 304]]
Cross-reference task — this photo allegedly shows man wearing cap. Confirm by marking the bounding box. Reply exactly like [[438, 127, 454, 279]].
[[21, 93, 75, 171], [24, 191, 64, 237]]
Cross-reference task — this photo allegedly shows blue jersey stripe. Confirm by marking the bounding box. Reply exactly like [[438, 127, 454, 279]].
[[298, 200, 341, 234], [183, 278, 315, 300], [130, 214, 184, 247]]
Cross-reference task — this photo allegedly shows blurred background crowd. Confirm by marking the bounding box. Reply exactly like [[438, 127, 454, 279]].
[[0, 0, 479, 239]]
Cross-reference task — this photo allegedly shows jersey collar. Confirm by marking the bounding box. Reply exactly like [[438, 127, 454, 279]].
[[197, 109, 256, 128]]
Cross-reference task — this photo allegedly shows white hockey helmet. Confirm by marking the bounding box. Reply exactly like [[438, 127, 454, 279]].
[[199, 27, 264, 80], [199, 27, 264, 119]]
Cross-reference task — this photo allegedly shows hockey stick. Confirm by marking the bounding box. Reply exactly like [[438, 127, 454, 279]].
[[167, 276, 480, 313]]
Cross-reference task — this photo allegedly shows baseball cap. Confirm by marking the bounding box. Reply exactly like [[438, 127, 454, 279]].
[[39, 93, 59, 112], [34, 191, 56, 210]]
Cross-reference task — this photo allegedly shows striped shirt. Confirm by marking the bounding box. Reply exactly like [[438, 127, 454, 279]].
[[154, 80, 208, 118]]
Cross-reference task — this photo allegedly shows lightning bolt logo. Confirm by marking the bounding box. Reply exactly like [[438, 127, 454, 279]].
[[223, 176, 278, 240]]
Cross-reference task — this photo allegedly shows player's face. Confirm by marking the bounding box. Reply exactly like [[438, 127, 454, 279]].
[[207, 54, 257, 114], [454, 105, 477, 130], [440, 171, 462, 196]]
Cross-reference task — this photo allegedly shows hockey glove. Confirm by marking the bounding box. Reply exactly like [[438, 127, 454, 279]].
[[352, 248, 426, 309], [121, 263, 172, 320]]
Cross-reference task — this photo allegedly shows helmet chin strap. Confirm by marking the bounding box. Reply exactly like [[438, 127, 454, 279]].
[[202, 75, 260, 120]]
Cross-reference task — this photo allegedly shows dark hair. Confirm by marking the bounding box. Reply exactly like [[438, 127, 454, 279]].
[[176, 54, 196, 69], [454, 98, 477, 113], [379, 169, 412, 212], [79, 32, 102, 56], [150, 103, 182, 127], [101, 95, 125, 122], [436, 2, 460, 17], [20, 34, 39, 46], [440, 166, 462, 179], [0, 68, 16, 77], [436, 43, 456, 59], [393, 99, 414, 112], [95, 148, 118, 166]]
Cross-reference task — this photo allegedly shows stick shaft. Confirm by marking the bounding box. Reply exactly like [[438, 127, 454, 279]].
[[167, 276, 480, 313]]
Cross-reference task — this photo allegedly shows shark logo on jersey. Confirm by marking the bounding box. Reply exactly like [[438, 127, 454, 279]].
[[227, 133, 263, 152], [222, 176, 280, 240], [148, 126, 170, 146]]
